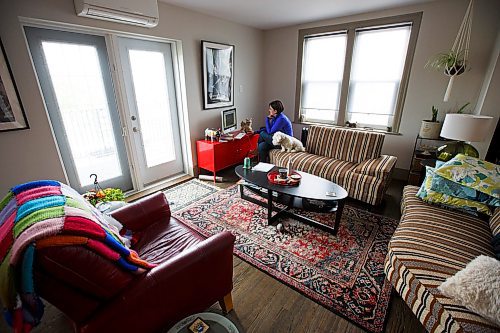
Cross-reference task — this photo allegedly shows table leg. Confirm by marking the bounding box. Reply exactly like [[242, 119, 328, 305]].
[[333, 199, 345, 235], [267, 189, 273, 224]]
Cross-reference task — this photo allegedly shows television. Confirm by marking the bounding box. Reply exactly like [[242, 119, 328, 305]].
[[221, 108, 237, 133]]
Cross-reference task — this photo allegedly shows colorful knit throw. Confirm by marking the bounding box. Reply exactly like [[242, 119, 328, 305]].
[[0, 180, 155, 332]]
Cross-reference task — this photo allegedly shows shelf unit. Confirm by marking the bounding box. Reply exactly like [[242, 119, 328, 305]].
[[408, 136, 450, 186]]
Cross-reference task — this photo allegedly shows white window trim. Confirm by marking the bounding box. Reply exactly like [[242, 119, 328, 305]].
[[295, 12, 422, 133]]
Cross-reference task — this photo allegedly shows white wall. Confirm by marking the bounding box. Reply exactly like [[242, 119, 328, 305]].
[[262, 0, 500, 170], [474, 30, 500, 158], [0, 0, 264, 193]]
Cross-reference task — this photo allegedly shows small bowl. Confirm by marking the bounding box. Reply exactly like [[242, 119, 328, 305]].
[[290, 174, 301, 180]]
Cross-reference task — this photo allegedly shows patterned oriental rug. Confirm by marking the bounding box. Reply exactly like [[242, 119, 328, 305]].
[[163, 179, 220, 212], [172, 183, 398, 333]]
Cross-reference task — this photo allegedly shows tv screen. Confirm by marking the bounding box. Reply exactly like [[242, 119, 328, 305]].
[[222, 108, 237, 132]]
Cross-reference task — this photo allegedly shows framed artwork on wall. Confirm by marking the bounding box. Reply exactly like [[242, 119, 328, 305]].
[[202, 41, 234, 109], [0, 40, 28, 132]]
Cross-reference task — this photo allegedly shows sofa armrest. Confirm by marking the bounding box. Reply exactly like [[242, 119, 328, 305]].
[[354, 155, 397, 177], [80, 231, 236, 333], [111, 192, 171, 231]]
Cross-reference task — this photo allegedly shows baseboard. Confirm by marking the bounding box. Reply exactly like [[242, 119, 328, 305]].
[[392, 168, 409, 181]]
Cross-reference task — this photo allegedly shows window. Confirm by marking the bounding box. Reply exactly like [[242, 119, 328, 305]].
[[296, 13, 421, 132]]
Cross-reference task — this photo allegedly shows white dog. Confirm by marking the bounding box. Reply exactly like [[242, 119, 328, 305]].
[[272, 132, 305, 153]]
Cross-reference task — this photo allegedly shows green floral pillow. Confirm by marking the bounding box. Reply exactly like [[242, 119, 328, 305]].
[[417, 166, 492, 216], [434, 154, 500, 200]]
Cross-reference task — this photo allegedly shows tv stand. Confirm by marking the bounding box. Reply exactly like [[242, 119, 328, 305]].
[[196, 133, 259, 182]]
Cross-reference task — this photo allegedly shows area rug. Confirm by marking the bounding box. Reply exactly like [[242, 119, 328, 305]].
[[174, 185, 398, 333], [163, 179, 219, 212]]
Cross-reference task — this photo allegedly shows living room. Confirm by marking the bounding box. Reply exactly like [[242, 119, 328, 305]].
[[0, 0, 499, 332]]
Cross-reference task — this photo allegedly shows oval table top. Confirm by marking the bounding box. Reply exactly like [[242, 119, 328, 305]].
[[235, 165, 348, 202]]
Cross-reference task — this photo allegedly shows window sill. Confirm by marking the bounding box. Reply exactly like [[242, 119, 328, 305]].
[[292, 121, 402, 136]]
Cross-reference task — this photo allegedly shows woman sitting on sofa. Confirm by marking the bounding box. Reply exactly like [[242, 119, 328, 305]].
[[257, 100, 293, 162]]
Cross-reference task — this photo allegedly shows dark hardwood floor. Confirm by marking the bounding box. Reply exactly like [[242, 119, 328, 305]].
[[0, 169, 426, 333]]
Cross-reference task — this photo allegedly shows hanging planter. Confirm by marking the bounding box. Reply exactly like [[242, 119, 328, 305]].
[[425, 0, 474, 102], [426, 50, 467, 75]]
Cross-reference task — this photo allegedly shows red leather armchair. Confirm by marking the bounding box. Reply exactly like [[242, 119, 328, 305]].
[[33, 192, 236, 333]]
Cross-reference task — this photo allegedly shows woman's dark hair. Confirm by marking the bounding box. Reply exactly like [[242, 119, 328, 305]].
[[269, 100, 284, 114]]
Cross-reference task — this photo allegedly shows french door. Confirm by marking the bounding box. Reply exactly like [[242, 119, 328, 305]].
[[116, 37, 183, 185], [25, 27, 133, 193], [25, 27, 185, 192]]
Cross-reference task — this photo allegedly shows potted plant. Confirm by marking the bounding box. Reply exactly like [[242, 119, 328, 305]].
[[83, 187, 125, 207], [425, 50, 467, 76], [456, 102, 471, 113], [419, 106, 442, 139]]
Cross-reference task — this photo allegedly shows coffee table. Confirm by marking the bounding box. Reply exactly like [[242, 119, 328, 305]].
[[235, 165, 348, 235]]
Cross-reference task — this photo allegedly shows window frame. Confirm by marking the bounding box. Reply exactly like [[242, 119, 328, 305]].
[[295, 12, 422, 133]]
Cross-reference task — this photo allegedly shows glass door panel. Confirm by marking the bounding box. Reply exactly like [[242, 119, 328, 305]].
[[128, 49, 176, 167], [118, 37, 183, 185], [25, 27, 133, 192]]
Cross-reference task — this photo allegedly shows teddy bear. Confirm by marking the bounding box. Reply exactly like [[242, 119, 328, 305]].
[[240, 118, 253, 133]]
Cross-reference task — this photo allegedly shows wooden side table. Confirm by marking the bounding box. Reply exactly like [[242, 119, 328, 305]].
[[418, 159, 436, 184], [408, 136, 449, 185]]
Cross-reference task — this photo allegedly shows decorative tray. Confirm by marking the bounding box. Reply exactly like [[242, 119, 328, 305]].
[[267, 170, 302, 186]]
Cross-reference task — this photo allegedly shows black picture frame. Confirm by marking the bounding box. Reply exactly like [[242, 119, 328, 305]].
[[202, 40, 234, 110], [0, 40, 28, 132]]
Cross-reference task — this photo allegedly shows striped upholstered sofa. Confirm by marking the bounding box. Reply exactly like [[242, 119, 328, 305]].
[[385, 186, 500, 333], [269, 126, 397, 205]]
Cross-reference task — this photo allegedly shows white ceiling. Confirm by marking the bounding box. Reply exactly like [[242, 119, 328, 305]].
[[159, 0, 436, 30]]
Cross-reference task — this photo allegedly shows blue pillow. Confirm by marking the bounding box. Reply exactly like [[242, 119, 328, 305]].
[[430, 173, 500, 206], [416, 166, 489, 216]]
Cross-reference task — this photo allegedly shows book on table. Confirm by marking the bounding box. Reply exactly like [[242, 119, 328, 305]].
[[251, 162, 274, 173]]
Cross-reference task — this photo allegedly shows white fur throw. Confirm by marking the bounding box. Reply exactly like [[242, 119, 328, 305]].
[[438, 255, 500, 326], [272, 132, 305, 153]]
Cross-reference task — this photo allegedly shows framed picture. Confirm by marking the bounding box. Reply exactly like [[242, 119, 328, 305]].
[[202, 41, 234, 109], [0, 40, 28, 132]]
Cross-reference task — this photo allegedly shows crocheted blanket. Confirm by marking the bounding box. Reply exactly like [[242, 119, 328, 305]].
[[0, 180, 155, 332]]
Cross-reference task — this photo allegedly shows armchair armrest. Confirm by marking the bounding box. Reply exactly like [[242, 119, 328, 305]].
[[80, 231, 236, 333], [354, 155, 397, 177], [111, 192, 171, 231]]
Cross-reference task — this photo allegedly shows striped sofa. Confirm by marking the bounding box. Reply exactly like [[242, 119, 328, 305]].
[[385, 186, 500, 333], [270, 126, 397, 205]]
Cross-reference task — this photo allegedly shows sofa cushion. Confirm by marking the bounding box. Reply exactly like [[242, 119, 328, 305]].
[[269, 150, 357, 185], [306, 126, 384, 163], [353, 155, 397, 177], [490, 208, 500, 237], [385, 186, 498, 333], [134, 217, 204, 265], [269, 149, 393, 205]]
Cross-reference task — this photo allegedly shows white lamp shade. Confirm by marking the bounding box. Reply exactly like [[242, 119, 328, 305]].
[[440, 114, 494, 142]]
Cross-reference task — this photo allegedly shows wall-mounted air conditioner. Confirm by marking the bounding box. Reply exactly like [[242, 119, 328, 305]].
[[74, 0, 159, 28]]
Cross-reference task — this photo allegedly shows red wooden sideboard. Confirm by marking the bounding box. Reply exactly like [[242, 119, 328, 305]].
[[196, 134, 259, 182]]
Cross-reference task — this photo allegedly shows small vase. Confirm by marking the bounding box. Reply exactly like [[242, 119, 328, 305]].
[[419, 120, 442, 139]]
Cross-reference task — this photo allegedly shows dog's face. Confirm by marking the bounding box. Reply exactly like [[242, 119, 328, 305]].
[[272, 132, 284, 146]]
